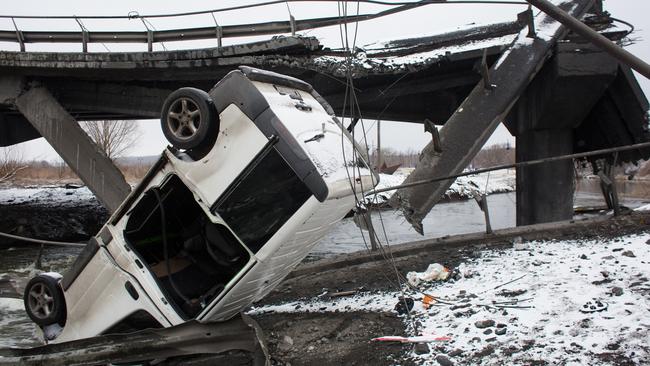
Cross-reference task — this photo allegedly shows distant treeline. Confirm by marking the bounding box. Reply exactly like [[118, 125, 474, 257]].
[[368, 143, 515, 170]]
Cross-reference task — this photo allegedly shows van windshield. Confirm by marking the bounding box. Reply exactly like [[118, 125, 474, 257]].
[[215, 148, 312, 253]]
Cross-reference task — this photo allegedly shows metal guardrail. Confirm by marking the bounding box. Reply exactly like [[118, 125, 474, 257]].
[[0, 0, 527, 52]]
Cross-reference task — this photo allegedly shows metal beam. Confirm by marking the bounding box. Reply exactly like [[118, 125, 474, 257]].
[[389, 0, 595, 234], [12, 81, 131, 213]]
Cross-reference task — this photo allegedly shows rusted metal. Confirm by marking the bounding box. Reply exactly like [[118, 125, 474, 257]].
[[526, 0, 650, 79]]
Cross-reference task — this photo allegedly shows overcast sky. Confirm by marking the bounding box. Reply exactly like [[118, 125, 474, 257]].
[[1, 0, 648, 161]]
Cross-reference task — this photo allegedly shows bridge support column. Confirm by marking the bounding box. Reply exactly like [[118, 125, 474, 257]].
[[12, 82, 131, 213], [515, 129, 574, 226], [507, 39, 618, 225]]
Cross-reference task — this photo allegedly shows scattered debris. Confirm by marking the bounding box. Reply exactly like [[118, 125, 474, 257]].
[[327, 288, 362, 298], [406, 263, 450, 287], [495, 289, 527, 297], [371, 335, 451, 343], [579, 299, 608, 313], [394, 296, 415, 315]]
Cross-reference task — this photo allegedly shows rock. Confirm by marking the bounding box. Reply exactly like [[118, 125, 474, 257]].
[[483, 329, 493, 335], [612, 248, 624, 252], [513, 242, 530, 251], [278, 335, 294, 352], [495, 327, 507, 335], [448, 349, 463, 357], [436, 354, 454, 366], [475, 345, 495, 357], [394, 296, 415, 315], [601, 271, 610, 278], [621, 250, 636, 258], [414, 343, 430, 355], [522, 339, 536, 351], [611, 287, 624, 296], [646, 239, 650, 245], [579, 254, 588, 260], [475, 320, 495, 329]]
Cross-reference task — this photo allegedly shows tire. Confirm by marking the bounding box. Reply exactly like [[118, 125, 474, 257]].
[[160, 87, 219, 152], [23, 275, 66, 326]]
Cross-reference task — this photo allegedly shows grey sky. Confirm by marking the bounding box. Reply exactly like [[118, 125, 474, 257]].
[[1, 0, 648, 160]]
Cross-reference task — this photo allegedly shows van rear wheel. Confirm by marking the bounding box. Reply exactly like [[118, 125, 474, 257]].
[[24, 275, 66, 326], [161, 88, 219, 153]]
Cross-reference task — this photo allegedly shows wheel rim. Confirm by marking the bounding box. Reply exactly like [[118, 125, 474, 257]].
[[166, 98, 202, 143], [27, 283, 54, 320]]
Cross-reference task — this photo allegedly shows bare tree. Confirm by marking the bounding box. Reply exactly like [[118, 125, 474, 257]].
[[82, 120, 140, 160], [470, 143, 515, 169], [0, 146, 26, 182]]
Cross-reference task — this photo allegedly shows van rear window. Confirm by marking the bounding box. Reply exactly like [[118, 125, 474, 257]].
[[215, 148, 312, 253]]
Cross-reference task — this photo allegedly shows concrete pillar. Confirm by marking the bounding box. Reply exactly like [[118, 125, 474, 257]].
[[516, 129, 575, 226], [13, 83, 131, 213]]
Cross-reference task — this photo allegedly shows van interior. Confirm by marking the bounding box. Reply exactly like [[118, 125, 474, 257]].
[[123, 175, 249, 319]]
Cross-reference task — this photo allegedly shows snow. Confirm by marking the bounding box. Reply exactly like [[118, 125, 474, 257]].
[[364, 169, 515, 206], [313, 34, 515, 76], [635, 203, 650, 211], [0, 185, 97, 207], [250, 232, 650, 364]]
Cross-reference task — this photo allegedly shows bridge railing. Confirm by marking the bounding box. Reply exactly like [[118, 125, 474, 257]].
[[0, 0, 434, 53], [0, 0, 526, 53]]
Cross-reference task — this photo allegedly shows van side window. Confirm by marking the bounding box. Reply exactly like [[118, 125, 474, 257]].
[[215, 148, 311, 253]]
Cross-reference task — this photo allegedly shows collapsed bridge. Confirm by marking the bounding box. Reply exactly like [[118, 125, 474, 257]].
[[0, 0, 648, 232]]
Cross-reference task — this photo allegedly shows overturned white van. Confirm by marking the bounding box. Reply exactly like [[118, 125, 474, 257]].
[[23, 66, 376, 343]]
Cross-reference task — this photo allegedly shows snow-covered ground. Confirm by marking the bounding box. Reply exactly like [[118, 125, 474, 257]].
[[0, 185, 97, 207], [251, 233, 650, 365], [365, 169, 515, 207]]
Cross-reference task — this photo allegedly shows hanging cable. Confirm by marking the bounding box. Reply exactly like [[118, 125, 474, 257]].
[[0, 231, 86, 247], [151, 188, 190, 305]]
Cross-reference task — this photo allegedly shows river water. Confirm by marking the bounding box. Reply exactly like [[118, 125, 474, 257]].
[[0, 191, 647, 348]]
